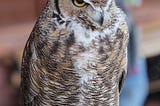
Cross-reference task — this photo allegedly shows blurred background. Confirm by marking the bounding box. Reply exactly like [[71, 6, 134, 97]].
[[0, 0, 160, 106]]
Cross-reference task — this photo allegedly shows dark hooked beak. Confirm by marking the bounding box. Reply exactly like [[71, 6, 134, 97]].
[[99, 8, 104, 26], [86, 4, 105, 27], [94, 7, 104, 26]]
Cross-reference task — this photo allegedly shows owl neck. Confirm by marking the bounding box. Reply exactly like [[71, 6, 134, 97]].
[[36, 0, 63, 33]]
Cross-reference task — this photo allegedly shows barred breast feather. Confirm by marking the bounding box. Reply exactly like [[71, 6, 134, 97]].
[[20, 0, 129, 106]]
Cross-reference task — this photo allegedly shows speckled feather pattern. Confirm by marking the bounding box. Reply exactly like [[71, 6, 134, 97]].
[[20, 0, 129, 106]]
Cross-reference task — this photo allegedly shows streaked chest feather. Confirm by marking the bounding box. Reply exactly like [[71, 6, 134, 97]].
[[63, 20, 121, 83], [67, 21, 122, 105], [50, 18, 122, 82], [45, 18, 124, 104]]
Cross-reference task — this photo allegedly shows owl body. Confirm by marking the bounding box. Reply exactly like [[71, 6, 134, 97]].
[[21, 0, 129, 106]]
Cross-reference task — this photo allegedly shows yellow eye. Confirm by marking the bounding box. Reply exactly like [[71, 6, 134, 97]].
[[72, 0, 86, 7]]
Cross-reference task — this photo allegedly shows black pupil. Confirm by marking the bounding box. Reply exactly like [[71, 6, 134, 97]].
[[77, 0, 84, 4]]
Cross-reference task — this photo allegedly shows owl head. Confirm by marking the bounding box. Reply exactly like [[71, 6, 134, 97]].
[[52, 0, 118, 27]]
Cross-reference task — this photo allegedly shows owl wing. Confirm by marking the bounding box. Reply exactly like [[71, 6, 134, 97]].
[[21, 33, 53, 105], [21, 34, 38, 106], [21, 26, 70, 105], [118, 22, 129, 93]]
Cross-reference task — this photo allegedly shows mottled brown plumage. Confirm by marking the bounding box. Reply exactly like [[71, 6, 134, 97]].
[[20, 0, 129, 105]]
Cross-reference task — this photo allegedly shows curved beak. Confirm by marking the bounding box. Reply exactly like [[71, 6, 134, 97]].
[[83, 0, 105, 26], [99, 7, 104, 26], [93, 7, 105, 26]]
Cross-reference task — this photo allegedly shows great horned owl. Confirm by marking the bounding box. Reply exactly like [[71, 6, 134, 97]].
[[21, 0, 129, 105]]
